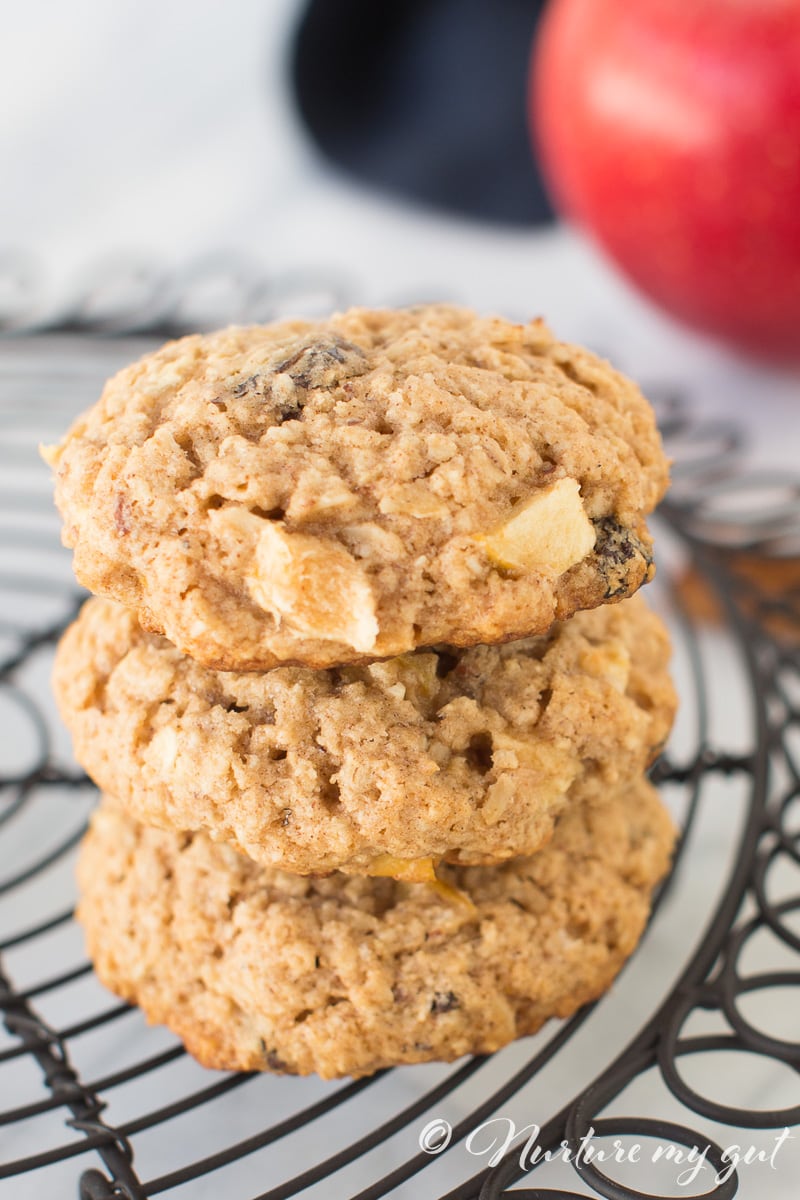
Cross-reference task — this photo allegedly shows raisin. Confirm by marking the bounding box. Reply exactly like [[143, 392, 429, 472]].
[[232, 374, 264, 398], [273, 335, 367, 390], [229, 338, 368, 424], [262, 1046, 289, 1071], [431, 990, 460, 1014], [230, 372, 303, 421], [593, 516, 653, 598], [232, 372, 297, 420]]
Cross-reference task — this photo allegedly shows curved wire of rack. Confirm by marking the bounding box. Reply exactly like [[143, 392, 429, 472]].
[[0, 305, 798, 1199]]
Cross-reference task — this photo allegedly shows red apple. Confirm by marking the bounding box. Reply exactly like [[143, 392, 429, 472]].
[[531, 0, 800, 361]]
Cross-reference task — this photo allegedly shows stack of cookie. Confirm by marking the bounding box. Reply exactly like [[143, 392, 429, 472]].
[[47, 306, 676, 1080]]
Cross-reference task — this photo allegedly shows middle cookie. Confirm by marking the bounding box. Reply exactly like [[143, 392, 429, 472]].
[[54, 594, 675, 877]]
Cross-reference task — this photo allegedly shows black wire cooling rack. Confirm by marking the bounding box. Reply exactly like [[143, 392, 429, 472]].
[[0, 274, 799, 1199]]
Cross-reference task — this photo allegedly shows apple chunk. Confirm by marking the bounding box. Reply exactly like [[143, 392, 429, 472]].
[[479, 477, 595, 575], [251, 524, 379, 652]]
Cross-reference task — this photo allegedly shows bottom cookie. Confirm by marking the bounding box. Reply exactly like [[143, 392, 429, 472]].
[[77, 778, 675, 1080]]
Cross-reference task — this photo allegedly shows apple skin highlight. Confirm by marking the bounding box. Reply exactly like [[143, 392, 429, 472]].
[[531, 0, 800, 362]]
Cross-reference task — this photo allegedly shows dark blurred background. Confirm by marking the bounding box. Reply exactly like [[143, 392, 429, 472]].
[[293, 0, 553, 225]]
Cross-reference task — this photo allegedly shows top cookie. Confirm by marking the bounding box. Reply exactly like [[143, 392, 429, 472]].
[[45, 305, 668, 670]]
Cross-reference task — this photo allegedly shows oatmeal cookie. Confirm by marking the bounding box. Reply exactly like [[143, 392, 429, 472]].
[[45, 306, 668, 669], [77, 777, 675, 1079], [55, 595, 675, 875]]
